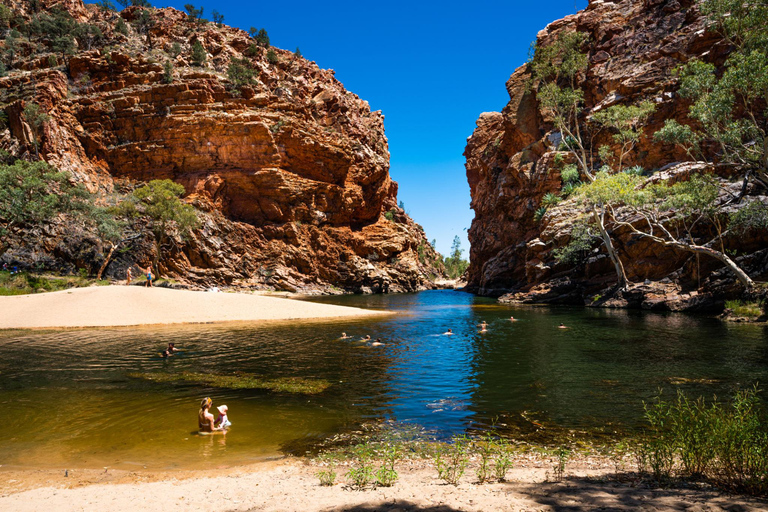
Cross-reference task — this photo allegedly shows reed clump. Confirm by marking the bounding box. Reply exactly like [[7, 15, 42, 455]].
[[638, 387, 768, 494]]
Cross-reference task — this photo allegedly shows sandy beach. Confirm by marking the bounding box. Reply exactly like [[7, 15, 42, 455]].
[[1, 456, 765, 512], [0, 285, 388, 329]]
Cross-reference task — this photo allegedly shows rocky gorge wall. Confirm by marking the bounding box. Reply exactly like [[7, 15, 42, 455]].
[[464, 0, 768, 311], [0, 0, 442, 292]]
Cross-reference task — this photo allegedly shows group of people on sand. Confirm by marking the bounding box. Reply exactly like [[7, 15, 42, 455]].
[[198, 397, 231, 433], [125, 264, 154, 287], [340, 333, 385, 346]]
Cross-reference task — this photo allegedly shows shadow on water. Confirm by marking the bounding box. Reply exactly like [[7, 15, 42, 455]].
[[1, 290, 767, 469]]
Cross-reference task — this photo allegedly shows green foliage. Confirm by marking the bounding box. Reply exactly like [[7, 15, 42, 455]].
[[168, 41, 182, 58], [28, 8, 77, 57], [316, 457, 337, 486], [435, 435, 470, 485], [641, 387, 768, 493], [252, 27, 269, 47], [130, 179, 199, 270], [294, 46, 302, 58], [75, 23, 103, 51], [0, 4, 11, 28], [530, 31, 589, 84], [115, 17, 129, 36], [553, 222, 594, 265], [132, 8, 155, 37], [245, 43, 259, 57], [130, 0, 152, 7], [22, 102, 50, 158], [190, 40, 206, 66], [729, 200, 768, 234], [346, 444, 375, 489], [561, 164, 580, 185], [375, 444, 400, 487], [0, 270, 108, 295], [654, 0, 768, 178], [591, 101, 655, 168], [384, 209, 395, 222], [226, 57, 257, 91], [541, 192, 560, 208], [0, 161, 89, 234], [162, 60, 173, 83], [533, 206, 547, 223], [553, 446, 571, 481], [266, 49, 278, 64], [184, 4, 204, 22], [724, 299, 763, 318], [95, 0, 116, 11], [443, 235, 468, 279], [211, 9, 223, 27]]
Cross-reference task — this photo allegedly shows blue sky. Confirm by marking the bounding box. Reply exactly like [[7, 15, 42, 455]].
[[104, 0, 589, 257]]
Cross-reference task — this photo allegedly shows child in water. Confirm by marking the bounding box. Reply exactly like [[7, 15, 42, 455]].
[[215, 405, 231, 429]]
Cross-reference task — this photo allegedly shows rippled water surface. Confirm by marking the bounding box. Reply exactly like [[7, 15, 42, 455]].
[[1, 290, 767, 469]]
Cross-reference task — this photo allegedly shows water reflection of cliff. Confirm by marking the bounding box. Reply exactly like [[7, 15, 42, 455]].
[[465, 306, 768, 436]]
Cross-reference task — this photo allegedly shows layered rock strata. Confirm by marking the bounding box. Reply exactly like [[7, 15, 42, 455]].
[[465, 0, 768, 310], [0, 0, 441, 292]]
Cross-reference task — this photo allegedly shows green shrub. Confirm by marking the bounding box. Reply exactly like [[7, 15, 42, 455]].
[[346, 444, 375, 489], [384, 209, 395, 222], [162, 60, 173, 83], [561, 164, 579, 185], [725, 300, 763, 318], [169, 42, 182, 58], [533, 206, 547, 223], [227, 57, 257, 91], [375, 444, 400, 487], [115, 18, 128, 36], [190, 40, 206, 66], [552, 446, 571, 481], [266, 49, 278, 64], [492, 437, 514, 481], [541, 192, 560, 208], [435, 435, 470, 486]]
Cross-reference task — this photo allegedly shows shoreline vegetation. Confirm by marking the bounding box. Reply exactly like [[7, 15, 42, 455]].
[[2, 389, 767, 510]]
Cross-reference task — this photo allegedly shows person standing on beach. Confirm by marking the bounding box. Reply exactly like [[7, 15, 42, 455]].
[[126, 266, 132, 286], [145, 265, 153, 287]]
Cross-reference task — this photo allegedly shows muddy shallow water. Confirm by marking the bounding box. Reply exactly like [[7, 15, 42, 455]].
[[1, 290, 766, 469]]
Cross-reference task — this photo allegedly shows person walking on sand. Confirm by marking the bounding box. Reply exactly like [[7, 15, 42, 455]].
[[145, 265, 153, 287]]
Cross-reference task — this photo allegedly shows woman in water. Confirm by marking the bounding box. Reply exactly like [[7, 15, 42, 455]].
[[198, 397, 217, 433]]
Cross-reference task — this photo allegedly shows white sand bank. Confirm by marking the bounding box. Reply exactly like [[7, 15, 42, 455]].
[[0, 286, 386, 329]]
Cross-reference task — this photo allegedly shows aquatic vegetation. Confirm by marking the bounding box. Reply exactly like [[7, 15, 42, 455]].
[[127, 371, 332, 394], [724, 300, 763, 318]]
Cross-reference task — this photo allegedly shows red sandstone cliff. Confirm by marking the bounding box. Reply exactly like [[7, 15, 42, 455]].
[[0, 0, 443, 292], [464, 0, 768, 310]]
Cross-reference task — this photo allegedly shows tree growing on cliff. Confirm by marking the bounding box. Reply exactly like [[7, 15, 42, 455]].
[[531, 31, 594, 181], [654, 0, 768, 193], [211, 10, 224, 27], [591, 101, 656, 170], [0, 161, 89, 242], [227, 57, 257, 91], [190, 40, 206, 66], [577, 172, 760, 290], [130, 179, 200, 275], [23, 102, 49, 160]]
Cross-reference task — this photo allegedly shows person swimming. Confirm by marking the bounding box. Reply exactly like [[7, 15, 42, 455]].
[[340, 332, 351, 339], [479, 321, 488, 332], [444, 328, 454, 335], [509, 316, 517, 322], [161, 342, 178, 358], [370, 338, 384, 346], [362, 335, 371, 341], [558, 323, 568, 329]]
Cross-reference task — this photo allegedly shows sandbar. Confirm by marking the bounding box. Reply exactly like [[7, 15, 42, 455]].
[[0, 285, 387, 329]]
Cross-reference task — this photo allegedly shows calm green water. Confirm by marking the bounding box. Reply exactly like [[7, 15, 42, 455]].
[[1, 290, 766, 470]]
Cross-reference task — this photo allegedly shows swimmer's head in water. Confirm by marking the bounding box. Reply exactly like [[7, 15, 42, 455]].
[[201, 397, 212, 409]]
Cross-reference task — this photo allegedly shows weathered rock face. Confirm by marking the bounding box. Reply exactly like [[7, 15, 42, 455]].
[[0, 0, 442, 292], [465, 0, 768, 309]]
